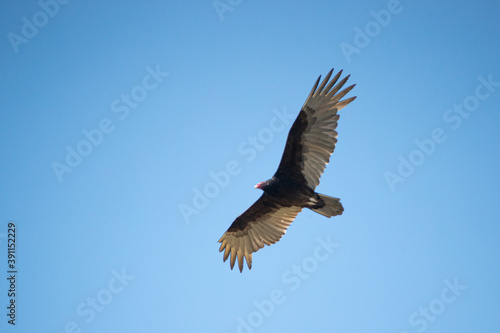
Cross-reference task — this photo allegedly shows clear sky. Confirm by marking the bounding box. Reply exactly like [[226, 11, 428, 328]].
[[1, 0, 499, 332]]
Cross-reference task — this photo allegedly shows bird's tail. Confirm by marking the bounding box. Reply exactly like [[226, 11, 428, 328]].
[[310, 193, 344, 218]]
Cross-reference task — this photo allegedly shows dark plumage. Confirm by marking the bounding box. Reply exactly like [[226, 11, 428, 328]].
[[218, 69, 356, 272]]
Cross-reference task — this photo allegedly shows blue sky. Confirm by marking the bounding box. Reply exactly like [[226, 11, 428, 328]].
[[1, 0, 499, 332]]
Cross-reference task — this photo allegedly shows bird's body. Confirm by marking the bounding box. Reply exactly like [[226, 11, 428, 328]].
[[257, 177, 312, 205], [218, 69, 356, 272]]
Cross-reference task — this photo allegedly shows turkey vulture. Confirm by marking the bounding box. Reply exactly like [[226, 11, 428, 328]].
[[218, 69, 356, 272]]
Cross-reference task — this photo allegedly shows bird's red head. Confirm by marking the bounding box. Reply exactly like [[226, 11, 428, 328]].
[[254, 181, 267, 190]]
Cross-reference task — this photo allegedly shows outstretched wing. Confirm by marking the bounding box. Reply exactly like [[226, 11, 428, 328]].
[[275, 69, 356, 189], [218, 194, 302, 272]]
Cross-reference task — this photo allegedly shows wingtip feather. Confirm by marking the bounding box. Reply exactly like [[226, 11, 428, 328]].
[[322, 69, 343, 95], [237, 252, 244, 273], [317, 68, 334, 93], [223, 244, 230, 261], [246, 253, 253, 270]]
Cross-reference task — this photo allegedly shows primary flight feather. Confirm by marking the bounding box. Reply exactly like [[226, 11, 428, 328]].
[[218, 69, 356, 272]]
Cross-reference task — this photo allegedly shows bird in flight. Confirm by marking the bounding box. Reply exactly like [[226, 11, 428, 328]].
[[218, 69, 356, 272]]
